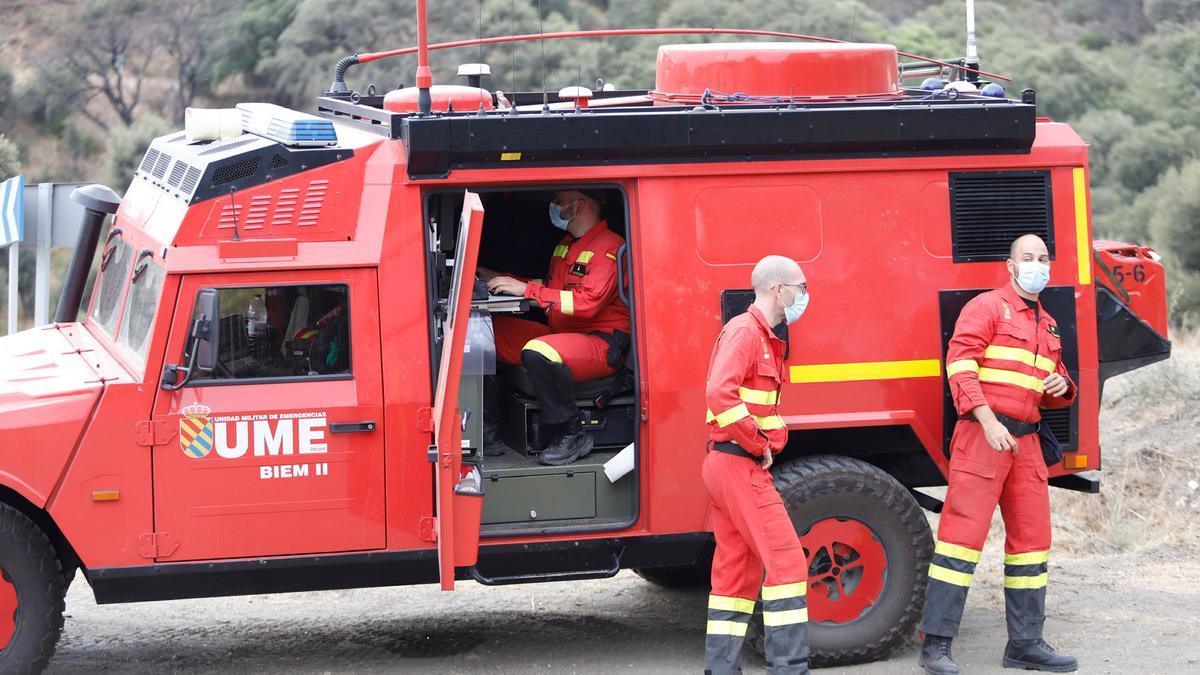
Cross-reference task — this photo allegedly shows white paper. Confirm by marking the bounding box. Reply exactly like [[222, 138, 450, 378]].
[[603, 443, 635, 483]]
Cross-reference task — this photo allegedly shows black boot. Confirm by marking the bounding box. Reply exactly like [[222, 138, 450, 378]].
[[538, 425, 593, 465], [482, 375, 514, 457], [1003, 639, 1077, 672], [482, 419, 513, 457], [919, 634, 959, 675]]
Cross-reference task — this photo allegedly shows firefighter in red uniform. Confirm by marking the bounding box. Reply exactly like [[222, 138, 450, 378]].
[[919, 234, 1078, 675], [703, 255, 810, 675], [482, 190, 631, 465]]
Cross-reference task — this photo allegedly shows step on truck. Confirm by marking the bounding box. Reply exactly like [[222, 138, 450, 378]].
[[0, 15, 1172, 674]]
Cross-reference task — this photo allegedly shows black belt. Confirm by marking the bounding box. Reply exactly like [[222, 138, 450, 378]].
[[709, 440, 759, 460], [960, 411, 1040, 437]]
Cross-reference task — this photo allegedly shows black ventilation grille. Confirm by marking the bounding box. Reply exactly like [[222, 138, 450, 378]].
[[180, 166, 202, 194], [269, 153, 289, 169], [210, 156, 262, 187], [168, 161, 188, 188], [950, 170, 1054, 262], [139, 148, 161, 174], [1041, 408, 1073, 448]]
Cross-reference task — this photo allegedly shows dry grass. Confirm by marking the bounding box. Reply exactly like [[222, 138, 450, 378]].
[[1052, 329, 1200, 555]]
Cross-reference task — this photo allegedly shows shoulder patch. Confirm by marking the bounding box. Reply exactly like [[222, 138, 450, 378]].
[[1047, 324, 1060, 338], [1001, 301, 1011, 321]]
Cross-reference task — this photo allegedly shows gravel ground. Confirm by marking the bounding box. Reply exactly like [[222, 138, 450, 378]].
[[47, 543, 1200, 674]]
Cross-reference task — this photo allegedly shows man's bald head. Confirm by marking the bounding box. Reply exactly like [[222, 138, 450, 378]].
[[752, 255, 804, 296], [1009, 234, 1049, 262]]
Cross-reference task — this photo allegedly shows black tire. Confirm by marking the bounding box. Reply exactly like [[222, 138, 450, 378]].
[[0, 503, 66, 675], [746, 455, 932, 667], [633, 545, 714, 589]]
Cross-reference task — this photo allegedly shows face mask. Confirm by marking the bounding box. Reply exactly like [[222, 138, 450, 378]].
[[548, 201, 575, 230], [1013, 260, 1050, 294], [783, 289, 809, 325]]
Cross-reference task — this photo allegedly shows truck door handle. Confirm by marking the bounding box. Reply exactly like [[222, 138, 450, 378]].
[[329, 421, 377, 433]]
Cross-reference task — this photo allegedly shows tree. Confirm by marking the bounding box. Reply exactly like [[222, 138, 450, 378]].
[[1109, 120, 1198, 193], [0, 134, 20, 182], [158, 1, 238, 123], [46, 0, 158, 129], [104, 114, 171, 188]]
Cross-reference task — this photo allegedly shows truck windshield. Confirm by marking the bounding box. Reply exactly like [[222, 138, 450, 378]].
[[89, 238, 134, 335], [117, 254, 164, 360]]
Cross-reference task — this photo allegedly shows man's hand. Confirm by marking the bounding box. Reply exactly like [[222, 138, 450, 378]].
[[971, 404, 1018, 453], [982, 418, 1019, 453], [477, 266, 499, 282], [487, 276, 527, 296], [1043, 372, 1069, 398], [760, 448, 773, 470]]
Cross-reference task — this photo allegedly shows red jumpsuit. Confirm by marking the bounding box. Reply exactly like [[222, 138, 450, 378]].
[[920, 282, 1076, 642], [703, 305, 808, 675], [494, 221, 630, 383]]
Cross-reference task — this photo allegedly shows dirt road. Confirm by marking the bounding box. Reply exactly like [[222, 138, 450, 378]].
[[47, 542, 1200, 674]]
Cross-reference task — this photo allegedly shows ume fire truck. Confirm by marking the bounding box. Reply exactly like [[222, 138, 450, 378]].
[[0, 7, 1172, 672]]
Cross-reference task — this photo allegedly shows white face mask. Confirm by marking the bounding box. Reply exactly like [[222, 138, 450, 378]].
[[1013, 260, 1050, 294], [779, 285, 809, 324]]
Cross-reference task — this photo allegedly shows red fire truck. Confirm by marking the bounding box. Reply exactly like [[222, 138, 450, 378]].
[[0, 18, 1172, 674]]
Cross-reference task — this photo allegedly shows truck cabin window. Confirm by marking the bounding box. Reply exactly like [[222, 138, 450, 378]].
[[116, 257, 164, 360], [188, 284, 351, 381], [89, 238, 134, 335]]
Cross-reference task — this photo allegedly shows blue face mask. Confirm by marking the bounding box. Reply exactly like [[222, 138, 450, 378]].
[[548, 202, 575, 230], [784, 289, 809, 325], [1014, 261, 1050, 294]]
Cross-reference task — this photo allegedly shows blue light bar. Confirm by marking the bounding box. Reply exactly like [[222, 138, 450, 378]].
[[237, 103, 338, 147]]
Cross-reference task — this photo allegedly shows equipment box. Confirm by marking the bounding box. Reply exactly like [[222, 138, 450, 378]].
[[480, 452, 635, 526]]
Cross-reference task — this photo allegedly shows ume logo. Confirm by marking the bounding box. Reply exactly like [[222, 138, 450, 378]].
[[185, 410, 328, 459]]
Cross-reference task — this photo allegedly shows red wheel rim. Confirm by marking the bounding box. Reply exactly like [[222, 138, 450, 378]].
[[0, 568, 16, 650], [799, 517, 888, 623]]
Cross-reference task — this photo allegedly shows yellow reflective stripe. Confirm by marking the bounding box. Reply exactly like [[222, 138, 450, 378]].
[[1005, 550, 1049, 565], [978, 367, 1044, 393], [935, 541, 982, 564], [929, 564, 974, 587], [706, 620, 749, 636], [738, 386, 778, 405], [762, 608, 808, 626], [1005, 573, 1048, 590], [984, 346, 1056, 374], [790, 359, 941, 384], [708, 595, 756, 614], [1073, 167, 1092, 285], [559, 290, 575, 316], [761, 582, 806, 600], [946, 359, 979, 377], [523, 339, 562, 363], [753, 414, 786, 430], [605, 252, 618, 261], [500, 151, 522, 161], [576, 251, 595, 264], [708, 403, 750, 428], [553, 244, 569, 258]]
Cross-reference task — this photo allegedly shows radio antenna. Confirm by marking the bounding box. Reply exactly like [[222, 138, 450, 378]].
[[227, 187, 241, 241], [538, 0, 549, 113], [964, 0, 980, 82], [509, 0, 518, 115]]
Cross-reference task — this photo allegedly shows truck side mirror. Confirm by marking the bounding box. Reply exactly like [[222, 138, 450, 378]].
[[161, 288, 221, 390], [194, 288, 220, 373]]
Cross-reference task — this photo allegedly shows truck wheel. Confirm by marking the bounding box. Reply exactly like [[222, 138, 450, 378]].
[[0, 504, 66, 675], [747, 455, 932, 667], [633, 545, 714, 589]]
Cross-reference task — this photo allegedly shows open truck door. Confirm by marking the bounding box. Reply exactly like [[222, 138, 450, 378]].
[[431, 191, 485, 590]]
